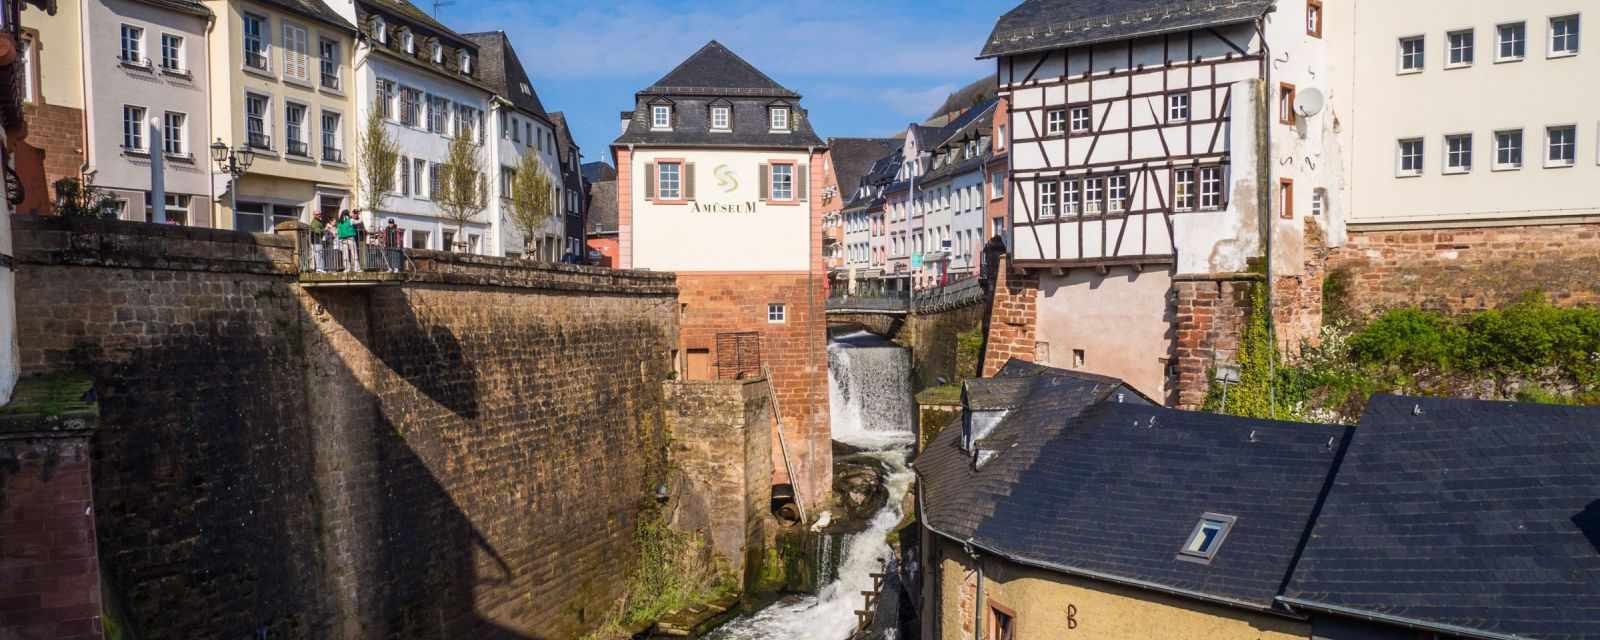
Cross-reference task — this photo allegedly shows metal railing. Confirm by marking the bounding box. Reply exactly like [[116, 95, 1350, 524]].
[[286, 140, 309, 158], [247, 132, 271, 150], [826, 275, 987, 314], [827, 288, 911, 313], [304, 237, 406, 274], [322, 147, 343, 163]]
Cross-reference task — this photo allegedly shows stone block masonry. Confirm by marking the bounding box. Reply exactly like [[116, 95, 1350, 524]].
[[1171, 275, 1260, 410], [1329, 221, 1600, 318], [664, 379, 774, 587], [979, 256, 1038, 378], [16, 103, 85, 215], [10, 215, 682, 638]]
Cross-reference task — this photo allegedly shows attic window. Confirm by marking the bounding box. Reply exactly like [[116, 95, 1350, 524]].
[[1178, 513, 1236, 564], [519, 82, 532, 96], [711, 105, 730, 131], [400, 29, 413, 54], [372, 16, 387, 44], [459, 51, 472, 75], [431, 41, 442, 63], [652, 105, 671, 130], [769, 107, 789, 131]]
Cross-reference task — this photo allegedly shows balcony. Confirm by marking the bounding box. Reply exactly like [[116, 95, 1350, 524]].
[[322, 147, 343, 163], [247, 132, 272, 150], [286, 140, 309, 158]]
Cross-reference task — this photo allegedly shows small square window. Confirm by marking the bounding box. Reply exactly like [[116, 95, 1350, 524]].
[[1547, 125, 1577, 167], [711, 106, 730, 130], [767, 303, 786, 323], [1447, 29, 1474, 67], [1444, 134, 1473, 173], [770, 107, 790, 131], [1497, 22, 1526, 61], [1550, 15, 1580, 57], [1397, 138, 1425, 176], [1495, 129, 1523, 170], [1178, 513, 1236, 563], [1168, 93, 1190, 122], [1399, 36, 1425, 72], [651, 105, 671, 129], [1045, 109, 1065, 135], [1070, 106, 1091, 133]]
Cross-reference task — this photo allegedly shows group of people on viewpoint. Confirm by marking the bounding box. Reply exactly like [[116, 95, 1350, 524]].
[[310, 210, 406, 274]]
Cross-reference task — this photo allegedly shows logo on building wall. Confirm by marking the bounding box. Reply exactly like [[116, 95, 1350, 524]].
[[714, 165, 739, 193]]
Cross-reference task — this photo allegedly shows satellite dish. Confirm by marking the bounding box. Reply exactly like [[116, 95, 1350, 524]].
[[1294, 87, 1325, 118]]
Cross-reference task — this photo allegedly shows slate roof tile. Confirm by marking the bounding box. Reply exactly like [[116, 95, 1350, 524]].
[[979, 0, 1272, 59]]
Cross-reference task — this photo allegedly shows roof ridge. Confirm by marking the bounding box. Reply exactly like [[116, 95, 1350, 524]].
[[645, 40, 798, 97]]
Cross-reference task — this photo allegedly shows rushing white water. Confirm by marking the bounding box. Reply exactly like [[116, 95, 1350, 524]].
[[706, 333, 915, 640]]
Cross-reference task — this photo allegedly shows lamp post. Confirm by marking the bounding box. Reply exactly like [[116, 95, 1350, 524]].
[[210, 139, 254, 228]]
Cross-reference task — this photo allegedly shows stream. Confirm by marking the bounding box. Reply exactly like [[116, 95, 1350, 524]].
[[705, 331, 915, 640]]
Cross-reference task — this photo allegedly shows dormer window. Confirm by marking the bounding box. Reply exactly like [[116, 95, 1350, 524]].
[[651, 105, 671, 130], [769, 106, 790, 131], [711, 105, 731, 131], [459, 51, 471, 75], [519, 82, 531, 96], [372, 16, 386, 44], [431, 41, 442, 63], [400, 29, 413, 54], [1178, 513, 1236, 564]]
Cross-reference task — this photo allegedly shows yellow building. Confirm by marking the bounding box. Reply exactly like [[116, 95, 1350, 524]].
[[914, 361, 1348, 640], [203, 0, 357, 230]]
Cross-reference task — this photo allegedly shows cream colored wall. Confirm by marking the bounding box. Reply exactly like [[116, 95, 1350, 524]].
[[934, 538, 1309, 640], [25, 0, 82, 109], [205, 0, 355, 227], [629, 148, 812, 272], [1342, 0, 1600, 225], [1034, 267, 1172, 400]]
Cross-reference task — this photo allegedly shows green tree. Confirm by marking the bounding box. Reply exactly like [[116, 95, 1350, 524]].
[[435, 133, 486, 251], [506, 152, 556, 258], [353, 107, 400, 218], [53, 177, 119, 218]]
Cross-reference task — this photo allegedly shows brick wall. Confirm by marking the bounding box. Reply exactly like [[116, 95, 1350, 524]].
[[676, 272, 831, 508], [979, 256, 1037, 377], [1171, 275, 1260, 409], [16, 103, 85, 215], [1328, 221, 1600, 317], [664, 379, 774, 587], [1273, 219, 1328, 353], [11, 215, 683, 638], [0, 434, 101, 640]]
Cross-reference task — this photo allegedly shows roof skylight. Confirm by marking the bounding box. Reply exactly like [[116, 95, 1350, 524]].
[[1178, 513, 1236, 564]]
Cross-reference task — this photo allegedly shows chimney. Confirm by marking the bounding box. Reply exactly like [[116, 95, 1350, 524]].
[[620, 111, 635, 136]]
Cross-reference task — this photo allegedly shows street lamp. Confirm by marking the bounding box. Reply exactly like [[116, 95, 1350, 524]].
[[210, 139, 254, 228]]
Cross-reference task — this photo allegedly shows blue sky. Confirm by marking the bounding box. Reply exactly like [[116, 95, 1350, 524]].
[[447, 0, 1010, 168]]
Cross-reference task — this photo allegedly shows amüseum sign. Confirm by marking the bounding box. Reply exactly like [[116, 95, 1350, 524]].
[[690, 201, 758, 213]]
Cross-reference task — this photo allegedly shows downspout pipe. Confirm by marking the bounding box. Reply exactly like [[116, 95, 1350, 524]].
[[964, 537, 983, 640], [1256, 12, 1278, 416]]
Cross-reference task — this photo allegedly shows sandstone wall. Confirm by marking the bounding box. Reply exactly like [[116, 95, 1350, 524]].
[[979, 257, 1038, 378], [898, 303, 986, 392], [0, 428, 101, 640], [11, 215, 680, 638], [1328, 222, 1600, 317], [1171, 275, 1260, 410], [664, 379, 774, 587]]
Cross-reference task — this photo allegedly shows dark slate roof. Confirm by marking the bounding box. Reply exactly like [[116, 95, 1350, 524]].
[[462, 32, 549, 122], [361, 0, 461, 43], [582, 162, 617, 183], [356, 0, 493, 92], [586, 180, 618, 235], [828, 138, 899, 202], [256, 0, 353, 30], [1283, 395, 1600, 640], [979, 0, 1272, 59], [962, 377, 1034, 410], [644, 40, 798, 98], [841, 148, 903, 212], [918, 359, 1349, 612], [614, 42, 823, 150]]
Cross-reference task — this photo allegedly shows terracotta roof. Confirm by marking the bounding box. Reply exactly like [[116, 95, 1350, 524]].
[[979, 0, 1271, 59]]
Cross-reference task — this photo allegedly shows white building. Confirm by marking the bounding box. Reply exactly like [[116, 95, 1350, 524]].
[[464, 30, 563, 259], [331, 0, 495, 253], [981, 0, 1333, 399], [1332, 1, 1597, 227], [915, 101, 997, 283]]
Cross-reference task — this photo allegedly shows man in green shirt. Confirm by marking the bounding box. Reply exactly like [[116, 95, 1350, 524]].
[[337, 210, 358, 272]]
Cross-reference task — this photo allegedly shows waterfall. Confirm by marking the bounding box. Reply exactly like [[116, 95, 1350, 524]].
[[705, 331, 916, 640]]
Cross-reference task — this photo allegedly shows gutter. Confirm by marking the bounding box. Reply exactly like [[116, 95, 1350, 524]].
[[914, 472, 1304, 619], [1276, 597, 1531, 640]]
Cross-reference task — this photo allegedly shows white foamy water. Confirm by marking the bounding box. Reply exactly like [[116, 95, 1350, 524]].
[[705, 333, 915, 640]]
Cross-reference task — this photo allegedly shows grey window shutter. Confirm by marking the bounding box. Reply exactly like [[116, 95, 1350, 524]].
[[644, 163, 655, 199], [685, 163, 696, 199], [759, 163, 769, 201], [797, 164, 809, 200]]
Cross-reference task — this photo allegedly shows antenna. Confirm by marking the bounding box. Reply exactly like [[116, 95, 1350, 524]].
[[431, 0, 455, 18]]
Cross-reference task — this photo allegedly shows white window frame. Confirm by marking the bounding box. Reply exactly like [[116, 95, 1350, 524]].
[[1310, 188, 1326, 217], [120, 24, 144, 66], [1398, 35, 1425, 73], [281, 22, 309, 82], [1107, 174, 1128, 212], [1168, 93, 1190, 122], [242, 12, 269, 71], [1546, 125, 1577, 167], [770, 163, 795, 201], [122, 105, 146, 151], [1496, 22, 1526, 62], [1045, 109, 1065, 135], [162, 111, 186, 156], [711, 106, 731, 131], [1174, 168, 1195, 212], [1198, 167, 1222, 210], [770, 107, 790, 131], [657, 162, 682, 200], [1443, 133, 1472, 173], [1446, 29, 1474, 68], [1549, 14, 1581, 58], [320, 109, 342, 163], [1069, 106, 1090, 133], [245, 92, 270, 150], [459, 50, 472, 75], [767, 303, 786, 324], [1037, 180, 1057, 218], [1083, 177, 1103, 215], [1062, 179, 1080, 216], [319, 38, 341, 90], [651, 105, 671, 130], [1397, 137, 1425, 176], [284, 101, 309, 157], [160, 33, 183, 72], [1493, 129, 1523, 171], [412, 158, 427, 198]]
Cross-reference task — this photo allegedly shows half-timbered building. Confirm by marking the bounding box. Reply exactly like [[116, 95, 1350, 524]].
[[980, 0, 1335, 402]]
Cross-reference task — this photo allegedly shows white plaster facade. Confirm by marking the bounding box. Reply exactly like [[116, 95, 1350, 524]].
[[1333, 0, 1598, 228], [628, 148, 813, 272], [487, 98, 561, 259], [83, 0, 213, 225]]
